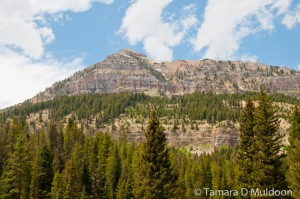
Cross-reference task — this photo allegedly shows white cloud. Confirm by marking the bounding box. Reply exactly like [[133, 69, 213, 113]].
[[119, 0, 197, 61], [191, 0, 292, 60], [282, 3, 300, 29], [0, 0, 113, 59], [0, 0, 113, 109], [271, 0, 291, 15], [0, 49, 83, 109]]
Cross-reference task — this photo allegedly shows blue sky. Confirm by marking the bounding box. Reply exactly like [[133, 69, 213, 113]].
[[1, 0, 300, 108]]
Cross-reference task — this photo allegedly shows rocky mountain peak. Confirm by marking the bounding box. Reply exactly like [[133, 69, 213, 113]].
[[31, 49, 300, 103], [117, 48, 147, 58], [105, 48, 148, 62]]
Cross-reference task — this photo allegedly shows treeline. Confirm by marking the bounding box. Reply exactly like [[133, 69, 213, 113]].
[[0, 90, 300, 198], [1, 92, 298, 125], [0, 93, 149, 123], [0, 113, 238, 199]]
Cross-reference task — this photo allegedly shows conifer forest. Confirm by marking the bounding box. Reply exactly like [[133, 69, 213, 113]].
[[0, 90, 300, 198]]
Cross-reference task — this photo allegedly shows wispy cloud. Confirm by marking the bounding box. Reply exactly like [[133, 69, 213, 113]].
[[191, 0, 292, 60], [0, 49, 83, 109], [282, 3, 300, 28], [0, 0, 113, 109], [0, 0, 113, 59], [119, 0, 197, 61]]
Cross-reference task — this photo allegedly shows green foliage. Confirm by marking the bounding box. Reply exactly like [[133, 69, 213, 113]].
[[0, 119, 31, 199], [105, 143, 121, 199], [237, 97, 255, 191], [1, 93, 148, 123], [0, 91, 299, 199], [252, 89, 286, 190], [30, 143, 54, 199], [289, 106, 300, 145], [287, 140, 300, 198], [134, 109, 178, 199], [287, 106, 300, 198], [50, 172, 65, 199]]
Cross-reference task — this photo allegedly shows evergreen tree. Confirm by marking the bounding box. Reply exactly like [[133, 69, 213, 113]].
[[252, 89, 286, 190], [115, 134, 134, 199], [50, 171, 65, 199], [237, 97, 255, 193], [0, 126, 31, 199], [286, 140, 300, 198], [288, 106, 300, 146], [134, 109, 178, 199], [30, 143, 54, 199], [105, 142, 121, 199], [80, 186, 90, 199], [89, 133, 101, 199], [0, 122, 10, 177], [48, 121, 64, 172], [97, 132, 112, 199], [63, 143, 86, 199], [86, 132, 111, 199], [287, 106, 300, 198]]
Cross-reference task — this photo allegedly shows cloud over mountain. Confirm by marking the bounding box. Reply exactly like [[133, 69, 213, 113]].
[[191, 0, 293, 60], [119, 0, 197, 61], [0, 0, 112, 108]]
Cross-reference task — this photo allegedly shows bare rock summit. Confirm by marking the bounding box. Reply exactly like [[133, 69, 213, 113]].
[[32, 49, 300, 102]]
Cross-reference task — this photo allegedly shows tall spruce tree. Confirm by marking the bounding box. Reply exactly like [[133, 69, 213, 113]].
[[287, 106, 300, 198], [105, 142, 121, 199], [237, 97, 255, 192], [288, 106, 300, 146], [115, 135, 134, 199], [50, 172, 65, 199], [63, 143, 86, 199], [252, 89, 286, 190], [0, 123, 31, 199], [30, 143, 54, 199], [134, 109, 178, 199]]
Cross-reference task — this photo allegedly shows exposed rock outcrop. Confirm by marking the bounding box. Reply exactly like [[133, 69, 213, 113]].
[[32, 49, 300, 103]]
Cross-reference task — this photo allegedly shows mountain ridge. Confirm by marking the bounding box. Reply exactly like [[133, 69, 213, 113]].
[[31, 49, 300, 103]]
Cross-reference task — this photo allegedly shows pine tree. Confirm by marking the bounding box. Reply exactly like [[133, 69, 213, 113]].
[[48, 121, 64, 172], [80, 186, 90, 199], [287, 140, 300, 198], [89, 133, 101, 199], [252, 89, 286, 190], [50, 172, 65, 199], [287, 106, 300, 198], [237, 97, 255, 192], [134, 109, 178, 199], [0, 122, 11, 177], [288, 106, 300, 146], [0, 125, 31, 199], [30, 143, 54, 199], [63, 143, 86, 199], [86, 132, 111, 199], [105, 142, 121, 199], [176, 153, 188, 199], [97, 132, 112, 199], [116, 133, 134, 199]]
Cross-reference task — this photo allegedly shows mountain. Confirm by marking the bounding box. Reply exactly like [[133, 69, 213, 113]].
[[31, 48, 300, 103], [2, 49, 299, 154]]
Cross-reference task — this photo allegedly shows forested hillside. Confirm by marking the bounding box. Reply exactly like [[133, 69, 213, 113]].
[[1, 91, 298, 153], [0, 90, 300, 198]]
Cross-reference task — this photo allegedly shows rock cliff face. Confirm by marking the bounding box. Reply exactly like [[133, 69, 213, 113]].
[[26, 49, 297, 152], [32, 49, 300, 102]]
